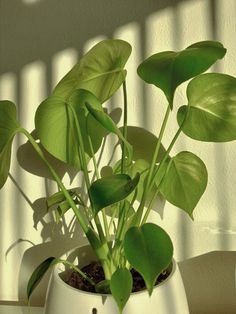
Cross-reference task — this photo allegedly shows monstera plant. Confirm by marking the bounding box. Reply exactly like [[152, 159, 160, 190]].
[[1, 39, 236, 313]]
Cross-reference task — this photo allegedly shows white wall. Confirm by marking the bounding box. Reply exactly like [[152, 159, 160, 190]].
[[1, 0, 236, 311]]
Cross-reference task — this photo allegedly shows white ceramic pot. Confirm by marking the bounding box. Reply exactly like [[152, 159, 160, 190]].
[[44, 245, 189, 314]]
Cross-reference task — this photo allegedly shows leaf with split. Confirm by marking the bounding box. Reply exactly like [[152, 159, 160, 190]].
[[89, 173, 140, 215], [178, 73, 236, 142], [0, 101, 20, 188], [53, 39, 132, 103], [159, 151, 208, 218], [124, 223, 173, 295], [138, 41, 226, 107], [110, 268, 133, 314]]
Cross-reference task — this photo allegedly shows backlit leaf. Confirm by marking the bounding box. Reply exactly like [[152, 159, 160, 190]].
[[138, 41, 226, 106]]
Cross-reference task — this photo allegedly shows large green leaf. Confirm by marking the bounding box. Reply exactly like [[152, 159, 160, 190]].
[[159, 151, 207, 217], [124, 223, 173, 295], [89, 173, 140, 215], [137, 41, 226, 106], [178, 73, 236, 142], [53, 39, 132, 103], [35, 96, 82, 168], [0, 101, 20, 188], [110, 268, 133, 313]]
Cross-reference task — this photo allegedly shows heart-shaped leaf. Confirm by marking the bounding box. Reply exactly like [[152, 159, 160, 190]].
[[159, 151, 207, 217], [178, 73, 236, 142], [53, 39, 132, 103], [89, 173, 140, 215], [124, 223, 173, 295], [110, 268, 133, 313], [138, 41, 226, 106], [0, 100, 20, 188]]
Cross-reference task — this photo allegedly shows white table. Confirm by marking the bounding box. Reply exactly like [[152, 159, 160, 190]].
[[0, 305, 43, 314]]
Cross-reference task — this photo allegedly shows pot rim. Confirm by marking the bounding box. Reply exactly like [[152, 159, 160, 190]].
[[52, 244, 177, 298]]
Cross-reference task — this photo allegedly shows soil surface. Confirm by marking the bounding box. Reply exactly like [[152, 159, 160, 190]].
[[65, 261, 173, 293]]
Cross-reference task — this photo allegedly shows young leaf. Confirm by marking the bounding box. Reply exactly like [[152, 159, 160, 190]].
[[27, 257, 56, 300], [89, 173, 140, 215], [85, 101, 133, 162], [0, 100, 20, 188], [110, 268, 133, 314], [137, 41, 226, 107], [159, 151, 207, 218], [53, 39, 132, 103], [69, 89, 107, 157], [124, 223, 173, 295], [178, 73, 236, 142]]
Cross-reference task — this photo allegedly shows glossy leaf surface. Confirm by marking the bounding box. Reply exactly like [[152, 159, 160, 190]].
[[0, 101, 20, 188], [53, 39, 132, 103], [110, 268, 133, 313], [89, 173, 140, 215], [178, 73, 236, 142], [159, 151, 207, 217], [124, 223, 173, 295], [138, 41, 226, 106]]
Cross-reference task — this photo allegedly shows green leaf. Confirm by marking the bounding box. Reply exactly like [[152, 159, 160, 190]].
[[85, 101, 133, 162], [69, 89, 107, 156], [53, 39, 132, 103], [0, 101, 20, 188], [137, 41, 226, 106], [95, 280, 111, 294], [110, 268, 133, 313], [178, 73, 236, 142], [35, 96, 82, 168], [121, 126, 166, 163], [159, 151, 207, 217], [124, 223, 173, 295], [89, 173, 140, 215], [27, 257, 56, 300]]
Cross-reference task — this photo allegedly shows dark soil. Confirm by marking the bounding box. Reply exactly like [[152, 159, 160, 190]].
[[65, 261, 173, 294]]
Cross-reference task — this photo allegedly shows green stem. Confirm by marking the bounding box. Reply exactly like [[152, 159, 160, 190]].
[[121, 80, 128, 174], [134, 106, 171, 225], [58, 259, 95, 286], [88, 135, 110, 241], [20, 128, 89, 233], [69, 105, 107, 243]]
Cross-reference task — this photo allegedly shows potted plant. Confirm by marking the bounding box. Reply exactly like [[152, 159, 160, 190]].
[[1, 39, 236, 314]]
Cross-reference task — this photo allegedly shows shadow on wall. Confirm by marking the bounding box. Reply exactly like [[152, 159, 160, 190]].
[[0, 0, 189, 76]]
